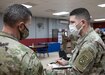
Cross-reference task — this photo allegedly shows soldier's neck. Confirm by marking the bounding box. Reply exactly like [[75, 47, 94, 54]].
[[80, 25, 90, 37], [2, 25, 19, 39]]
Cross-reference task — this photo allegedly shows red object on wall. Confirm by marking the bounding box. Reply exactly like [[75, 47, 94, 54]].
[[20, 38, 58, 46], [93, 22, 105, 29]]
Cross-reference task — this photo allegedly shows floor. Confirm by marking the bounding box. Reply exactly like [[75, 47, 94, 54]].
[[38, 52, 59, 68]]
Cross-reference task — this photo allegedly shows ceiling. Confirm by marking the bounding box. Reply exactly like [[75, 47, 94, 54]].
[[0, 0, 105, 21]]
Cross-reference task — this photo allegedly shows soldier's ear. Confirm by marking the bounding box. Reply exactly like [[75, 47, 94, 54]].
[[18, 22, 25, 31], [81, 19, 85, 24], [81, 19, 86, 27]]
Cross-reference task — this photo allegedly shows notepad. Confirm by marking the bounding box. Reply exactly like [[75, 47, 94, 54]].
[[47, 63, 72, 69]]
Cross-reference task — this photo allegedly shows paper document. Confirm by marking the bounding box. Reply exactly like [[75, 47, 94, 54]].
[[47, 63, 72, 69]]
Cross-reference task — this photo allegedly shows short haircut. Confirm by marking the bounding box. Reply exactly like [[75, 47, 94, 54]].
[[3, 4, 32, 27], [70, 8, 91, 23]]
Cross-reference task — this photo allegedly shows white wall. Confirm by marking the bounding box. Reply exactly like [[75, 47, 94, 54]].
[[35, 17, 49, 38], [48, 19, 68, 38], [0, 14, 68, 38], [28, 17, 36, 38]]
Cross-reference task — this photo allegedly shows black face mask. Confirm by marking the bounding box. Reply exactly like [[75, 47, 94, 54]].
[[19, 25, 29, 40]]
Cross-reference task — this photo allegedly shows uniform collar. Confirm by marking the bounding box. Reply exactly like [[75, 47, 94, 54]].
[[0, 31, 18, 41], [77, 27, 94, 45]]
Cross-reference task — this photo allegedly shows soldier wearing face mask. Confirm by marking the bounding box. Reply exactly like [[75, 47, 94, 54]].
[[68, 8, 105, 75], [46, 8, 105, 75], [0, 4, 43, 75], [69, 21, 84, 37]]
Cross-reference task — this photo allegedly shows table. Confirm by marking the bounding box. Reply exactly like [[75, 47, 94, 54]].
[[29, 45, 49, 57]]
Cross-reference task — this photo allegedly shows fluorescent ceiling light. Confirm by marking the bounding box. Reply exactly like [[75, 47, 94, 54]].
[[98, 4, 105, 7], [22, 4, 32, 8], [53, 11, 69, 16], [94, 18, 105, 21]]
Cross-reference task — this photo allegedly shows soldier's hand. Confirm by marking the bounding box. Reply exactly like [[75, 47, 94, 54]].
[[56, 58, 68, 66]]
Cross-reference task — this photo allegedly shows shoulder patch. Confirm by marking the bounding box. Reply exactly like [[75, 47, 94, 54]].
[[73, 49, 93, 72]]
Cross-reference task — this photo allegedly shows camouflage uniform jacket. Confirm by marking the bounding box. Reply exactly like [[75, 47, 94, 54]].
[[70, 27, 105, 75], [0, 32, 43, 75]]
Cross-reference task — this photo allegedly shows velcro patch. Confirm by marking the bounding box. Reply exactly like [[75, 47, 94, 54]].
[[73, 50, 93, 72]]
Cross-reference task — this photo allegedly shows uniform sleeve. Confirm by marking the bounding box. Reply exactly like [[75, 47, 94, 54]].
[[25, 52, 44, 75], [72, 42, 98, 74], [37, 62, 44, 75]]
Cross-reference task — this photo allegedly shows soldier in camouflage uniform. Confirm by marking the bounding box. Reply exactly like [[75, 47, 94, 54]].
[[69, 8, 105, 75], [46, 8, 105, 75], [0, 4, 43, 75]]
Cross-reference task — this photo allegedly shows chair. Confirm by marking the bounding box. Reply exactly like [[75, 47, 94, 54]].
[[37, 44, 49, 57]]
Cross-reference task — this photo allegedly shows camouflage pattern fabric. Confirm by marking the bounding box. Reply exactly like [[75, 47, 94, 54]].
[[70, 27, 105, 75], [0, 32, 43, 75], [44, 27, 105, 75]]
